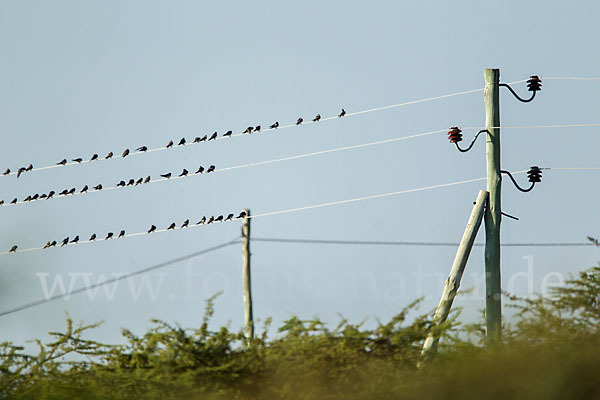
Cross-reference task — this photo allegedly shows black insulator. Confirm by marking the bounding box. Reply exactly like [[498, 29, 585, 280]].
[[527, 166, 542, 183], [527, 75, 542, 92], [448, 127, 463, 143]]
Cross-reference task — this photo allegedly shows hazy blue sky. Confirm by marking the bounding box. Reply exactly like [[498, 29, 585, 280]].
[[1, 0, 599, 347]]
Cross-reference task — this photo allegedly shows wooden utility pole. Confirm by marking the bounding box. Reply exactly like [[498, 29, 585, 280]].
[[484, 68, 502, 342], [420, 190, 488, 362], [241, 209, 254, 342]]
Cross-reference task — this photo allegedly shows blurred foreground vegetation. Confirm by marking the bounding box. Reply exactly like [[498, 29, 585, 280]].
[[2, 266, 600, 400]]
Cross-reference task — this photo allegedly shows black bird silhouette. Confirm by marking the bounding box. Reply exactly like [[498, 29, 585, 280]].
[[207, 165, 215, 173], [106, 152, 113, 159], [49, 240, 57, 247], [313, 114, 321, 122], [9, 245, 17, 253], [270, 121, 279, 129], [72, 158, 83, 163], [178, 138, 186, 146], [193, 137, 202, 143], [181, 219, 189, 228], [166, 140, 174, 148], [68, 188, 76, 195], [206, 216, 215, 224], [127, 179, 135, 186], [39, 194, 47, 199], [23, 195, 31, 202], [71, 236, 79, 244], [93, 184, 102, 191], [26, 164, 33, 171], [225, 213, 234, 221], [3, 168, 10, 175], [195, 166, 204, 174], [105, 232, 113, 240], [148, 225, 157, 233], [197, 216, 206, 225], [254, 125, 261, 133], [167, 223, 176, 230], [80, 185, 88, 193], [223, 130, 233, 137], [243, 127, 253, 134], [144, 176, 151, 184], [61, 237, 69, 247], [31, 194, 39, 201], [10, 198, 17, 204], [43, 241, 52, 249], [17, 167, 26, 178], [89, 234, 96, 241], [117, 181, 126, 187], [214, 215, 224, 222], [209, 132, 218, 141], [118, 230, 125, 238], [199, 135, 207, 142], [90, 154, 98, 161], [122, 149, 130, 158], [136, 146, 148, 152], [296, 118, 304, 125], [0, 200, 4, 206], [135, 177, 143, 185], [160, 173, 172, 179], [59, 189, 69, 196], [237, 211, 247, 219], [47, 191, 55, 198], [338, 108, 346, 117], [179, 169, 189, 177]]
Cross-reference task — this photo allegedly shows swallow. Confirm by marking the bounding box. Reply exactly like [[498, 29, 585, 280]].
[[118, 230, 125, 238], [17, 167, 26, 178], [208, 132, 218, 141], [206, 216, 215, 224], [105, 232, 113, 240], [135, 177, 143, 185], [160, 173, 172, 179], [49, 240, 57, 247], [197, 216, 206, 225], [313, 114, 321, 122], [167, 223, 176, 230], [105, 152, 113, 159], [225, 213, 234, 221], [90, 154, 98, 161], [39, 194, 47, 199], [127, 179, 135, 186], [23, 195, 31, 202], [31, 194, 39, 201], [166, 140, 174, 148], [181, 219, 189, 228], [10, 198, 17, 204], [0, 200, 3, 206], [214, 215, 223, 222], [178, 138, 186, 146], [179, 169, 188, 177], [93, 184, 102, 191], [61, 237, 69, 246], [148, 225, 156, 233], [195, 166, 204, 174], [223, 130, 232, 138], [72, 158, 83, 163], [237, 211, 247, 219], [59, 189, 69, 196], [136, 146, 148, 152], [254, 125, 261, 133], [70, 236, 79, 244], [270, 121, 279, 129], [144, 176, 151, 184], [68, 188, 76, 195], [26, 164, 33, 171], [296, 118, 303, 125], [3, 168, 10, 175], [243, 127, 253, 134], [43, 241, 52, 249], [207, 165, 215, 173], [89, 233, 96, 241], [122, 149, 130, 158], [80, 185, 88, 193], [193, 137, 202, 143], [9, 245, 17, 253], [338, 108, 346, 117], [117, 181, 126, 187]]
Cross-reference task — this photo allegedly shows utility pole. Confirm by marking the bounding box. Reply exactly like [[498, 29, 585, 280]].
[[420, 190, 488, 362], [484, 68, 502, 342], [241, 209, 254, 342]]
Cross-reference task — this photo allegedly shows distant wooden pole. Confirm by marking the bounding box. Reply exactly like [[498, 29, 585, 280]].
[[242, 209, 254, 342], [420, 190, 488, 361], [484, 68, 502, 343]]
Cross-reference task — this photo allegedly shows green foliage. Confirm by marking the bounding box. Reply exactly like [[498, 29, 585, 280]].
[[3, 267, 600, 399]]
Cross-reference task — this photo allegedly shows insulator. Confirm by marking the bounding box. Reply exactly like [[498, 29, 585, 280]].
[[527, 75, 542, 92], [527, 166, 542, 183], [448, 126, 463, 143]]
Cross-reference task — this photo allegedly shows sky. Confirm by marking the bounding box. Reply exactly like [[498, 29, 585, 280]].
[[0, 0, 599, 348]]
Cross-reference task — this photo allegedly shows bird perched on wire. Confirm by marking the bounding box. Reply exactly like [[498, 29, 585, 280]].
[[206, 216, 215, 224], [237, 211, 247, 219], [81, 185, 88, 193], [181, 219, 189, 228], [195, 166, 204, 174], [17, 167, 26, 178], [89, 233, 96, 241], [166, 140, 174, 148], [122, 149, 130, 158], [26, 164, 33, 171], [47, 191, 55, 198], [117, 180, 126, 187], [3, 168, 10, 175], [178, 138, 186, 146], [179, 169, 189, 177], [225, 213, 234, 221], [23, 195, 31, 202], [167, 223, 176, 230], [90, 154, 98, 161], [214, 215, 224, 222], [60, 237, 69, 247], [10, 198, 17, 204], [296, 118, 303, 125], [39, 194, 47, 199], [71, 236, 79, 244], [136, 146, 148, 152], [270, 121, 279, 129], [144, 176, 151, 184], [93, 184, 102, 191], [127, 179, 135, 186], [223, 130, 232, 138], [243, 127, 253, 134], [72, 158, 83, 163], [9, 245, 17, 253], [0, 200, 4, 206], [197, 216, 206, 225], [68, 188, 76, 195], [135, 177, 143, 185], [338, 108, 346, 117], [43, 241, 52, 249], [59, 189, 69, 196], [148, 225, 157, 233], [313, 114, 321, 122], [254, 125, 261, 133], [118, 230, 125, 238], [193, 136, 202, 143], [31, 194, 39, 201], [105, 232, 113, 240], [209, 132, 218, 141], [199, 135, 208, 142], [105, 152, 113, 159], [160, 173, 172, 179], [207, 165, 215, 173]]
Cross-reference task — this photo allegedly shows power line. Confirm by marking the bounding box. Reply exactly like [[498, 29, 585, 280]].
[[0, 238, 240, 318]]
